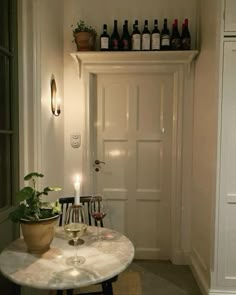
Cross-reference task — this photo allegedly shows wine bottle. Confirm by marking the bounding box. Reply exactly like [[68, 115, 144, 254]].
[[151, 19, 160, 51], [132, 20, 141, 51], [100, 24, 110, 51], [161, 18, 170, 50], [181, 18, 191, 50], [120, 20, 131, 51], [110, 20, 120, 51], [171, 19, 181, 50], [141, 19, 151, 51]]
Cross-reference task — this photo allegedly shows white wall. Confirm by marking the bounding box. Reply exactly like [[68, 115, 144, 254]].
[[39, 0, 64, 201], [63, 0, 198, 195], [191, 0, 220, 291], [19, 0, 236, 293], [18, 0, 35, 182], [19, 0, 64, 201], [18, 1, 226, 293], [18, 1, 64, 294], [65, 0, 197, 50]]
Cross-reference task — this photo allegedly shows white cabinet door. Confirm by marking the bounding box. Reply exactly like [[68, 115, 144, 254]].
[[94, 73, 174, 259], [224, 0, 236, 33], [218, 41, 236, 286]]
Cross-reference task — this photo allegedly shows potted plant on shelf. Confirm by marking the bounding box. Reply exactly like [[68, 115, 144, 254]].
[[9, 172, 62, 254], [72, 20, 97, 51]]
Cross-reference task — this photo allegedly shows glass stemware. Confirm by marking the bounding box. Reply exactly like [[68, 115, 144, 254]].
[[89, 196, 108, 240], [64, 204, 87, 265]]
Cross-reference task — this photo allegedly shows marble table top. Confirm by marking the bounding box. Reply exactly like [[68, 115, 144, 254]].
[[0, 226, 134, 290]]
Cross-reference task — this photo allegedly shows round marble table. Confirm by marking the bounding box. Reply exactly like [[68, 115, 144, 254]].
[[0, 226, 134, 291]]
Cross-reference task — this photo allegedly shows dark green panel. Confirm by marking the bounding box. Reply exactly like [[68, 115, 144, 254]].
[[0, 0, 9, 49], [0, 134, 11, 209], [0, 217, 19, 293], [0, 53, 10, 130], [0, 0, 19, 251], [0, 218, 19, 251], [9, 0, 19, 202]]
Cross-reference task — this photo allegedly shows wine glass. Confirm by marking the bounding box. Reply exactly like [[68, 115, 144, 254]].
[[64, 204, 87, 266], [90, 196, 108, 240]]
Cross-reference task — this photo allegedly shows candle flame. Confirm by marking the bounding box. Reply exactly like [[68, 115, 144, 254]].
[[74, 174, 81, 183]]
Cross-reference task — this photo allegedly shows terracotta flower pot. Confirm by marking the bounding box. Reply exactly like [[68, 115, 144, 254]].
[[74, 31, 96, 51], [20, 215, 59, 254]]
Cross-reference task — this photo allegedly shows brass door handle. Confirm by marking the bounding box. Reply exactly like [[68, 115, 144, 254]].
[[94, 160, 106, 165]]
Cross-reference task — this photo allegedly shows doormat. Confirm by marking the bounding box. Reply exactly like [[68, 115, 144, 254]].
[[113, 270, 142, 295], [49, 270, 142, 295]]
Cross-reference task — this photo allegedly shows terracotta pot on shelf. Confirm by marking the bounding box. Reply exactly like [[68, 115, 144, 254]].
[[20, 215, 59, 254], [74, 31, 96, 51]]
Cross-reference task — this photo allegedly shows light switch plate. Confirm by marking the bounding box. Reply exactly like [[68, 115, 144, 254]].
[[71, 133, 81, 148]]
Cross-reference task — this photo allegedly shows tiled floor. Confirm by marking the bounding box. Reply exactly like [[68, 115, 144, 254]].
[[128, 260, 202, 295]]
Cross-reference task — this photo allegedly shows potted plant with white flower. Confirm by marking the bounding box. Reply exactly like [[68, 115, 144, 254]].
[[9, 172, 62, 254]]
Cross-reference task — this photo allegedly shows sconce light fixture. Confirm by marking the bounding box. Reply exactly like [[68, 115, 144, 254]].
[[51, 76, 61, 117]]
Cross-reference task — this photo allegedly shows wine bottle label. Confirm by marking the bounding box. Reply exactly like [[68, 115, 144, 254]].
[[142, 34, 150, 50], [122, 39, 129, 50], [151, 33, 160, 50], [161, 35, 170, 46], [101, 37, 109, 49], [132, 34, 141, 50], [112, 39, 119, 50]]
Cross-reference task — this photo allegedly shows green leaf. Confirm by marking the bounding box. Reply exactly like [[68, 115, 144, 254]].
[[24, 172, 44, 181], [40, 202, 52, 209], [49, 187, 62, 192], [43, 187, 62, 195], [39, 209, 53, 219], [52, 201, 61, 214], [16, 186, 34, 202], [43, 187, 52, 193], [9, 204, 27, 222]]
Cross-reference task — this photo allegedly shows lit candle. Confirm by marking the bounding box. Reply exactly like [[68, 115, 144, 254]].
[[74, 175, 81, 205]]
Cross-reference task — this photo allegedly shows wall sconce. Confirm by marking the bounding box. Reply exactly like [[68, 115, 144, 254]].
[[51, 76, 61, 117]]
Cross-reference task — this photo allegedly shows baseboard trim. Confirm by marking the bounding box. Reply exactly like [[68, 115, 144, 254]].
[[134, 248, 190, 264], [209, 291, 236, 295], [134, 248, 167, 260], [172, 249, 190, 265], [189, 251, 209, 295]]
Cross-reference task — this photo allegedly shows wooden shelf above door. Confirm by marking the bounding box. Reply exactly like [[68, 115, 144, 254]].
[[70, 50, 199, 78]]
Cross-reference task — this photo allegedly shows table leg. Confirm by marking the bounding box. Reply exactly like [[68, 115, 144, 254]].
[[12, 283, 21, 295], [102, 281, 113, 295], [56, 289, 73, 295]]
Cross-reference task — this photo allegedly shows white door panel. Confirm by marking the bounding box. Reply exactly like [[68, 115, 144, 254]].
[[225, 0, 236, 33], [94, 74, 173, 259], [218, 41, 236, 286]]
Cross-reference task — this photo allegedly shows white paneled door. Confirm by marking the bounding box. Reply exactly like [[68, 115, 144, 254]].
[[93, 74, 174, 259]]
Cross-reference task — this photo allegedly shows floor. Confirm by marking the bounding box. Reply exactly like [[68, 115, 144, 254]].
[[128, 259, 202, 295], [1, 259, 203, 295]]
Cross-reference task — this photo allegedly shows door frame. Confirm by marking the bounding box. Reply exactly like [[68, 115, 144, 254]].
[[73, 54, 195, 264]]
